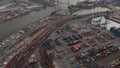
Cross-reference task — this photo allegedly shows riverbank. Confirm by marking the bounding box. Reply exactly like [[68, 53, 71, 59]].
[[0, 3, 46, 23], [0, 7, 60, 41], [0, 11, 29, 23]]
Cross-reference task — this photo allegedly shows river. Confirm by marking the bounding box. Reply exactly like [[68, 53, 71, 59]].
[[0, 0, 111, 40]]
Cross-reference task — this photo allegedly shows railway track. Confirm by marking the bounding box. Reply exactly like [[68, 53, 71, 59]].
[[5, 15, 74, 68]]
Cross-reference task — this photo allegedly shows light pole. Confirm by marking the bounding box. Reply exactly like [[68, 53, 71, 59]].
[[68, 0, 70, 7]]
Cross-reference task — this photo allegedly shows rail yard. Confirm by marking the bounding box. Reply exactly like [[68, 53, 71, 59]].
[[0, 0, 120, 68], [0, 10, 75, 68]]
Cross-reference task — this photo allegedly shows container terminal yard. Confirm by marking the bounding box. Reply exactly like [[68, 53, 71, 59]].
[[0, 0, 120, 68]]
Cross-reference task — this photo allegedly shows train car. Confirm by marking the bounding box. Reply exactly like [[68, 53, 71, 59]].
[[5, 58, 17, 68]]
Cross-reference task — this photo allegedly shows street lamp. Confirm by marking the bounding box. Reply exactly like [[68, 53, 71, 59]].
[[68, 0, 70, 7]]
